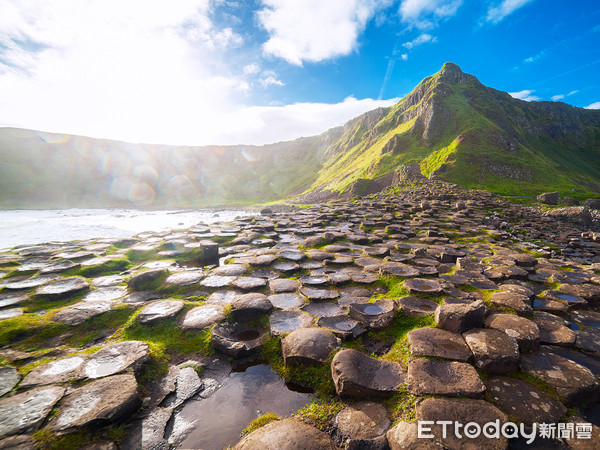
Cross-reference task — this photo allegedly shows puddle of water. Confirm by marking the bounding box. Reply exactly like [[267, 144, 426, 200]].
[[175, 364, 313, 450], [335, 321, 354, 331], [555, 293, 580, 303], [363, 305, 384, 315], [236, 329, 261, 341]]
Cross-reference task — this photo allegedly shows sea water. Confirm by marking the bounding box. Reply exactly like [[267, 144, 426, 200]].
[[0, 208, 256, 251]]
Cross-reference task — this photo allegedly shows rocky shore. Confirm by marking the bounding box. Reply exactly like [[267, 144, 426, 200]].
[[1, 181, 600, 449]]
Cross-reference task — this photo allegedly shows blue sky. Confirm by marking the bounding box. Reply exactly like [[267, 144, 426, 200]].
[[0, 0, 599, 145]]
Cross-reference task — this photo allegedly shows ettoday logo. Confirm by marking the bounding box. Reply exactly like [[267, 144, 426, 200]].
[[417, 420, 593, 444]]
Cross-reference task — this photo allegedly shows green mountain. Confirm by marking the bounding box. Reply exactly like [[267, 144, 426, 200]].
[[309, 62, 600, 198], [1, 62, 599, 208]]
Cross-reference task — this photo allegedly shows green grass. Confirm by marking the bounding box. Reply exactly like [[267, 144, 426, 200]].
[[76, 257, 130, 277], [385, 384, 419, 422], [294, 401, 344, 431], [33, 423, 129, 450], [260, 337, 335, 397], [0, 312, 71, 349], [241, 412, 280, 436]]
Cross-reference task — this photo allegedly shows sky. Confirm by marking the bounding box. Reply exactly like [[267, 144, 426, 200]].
[[0, 0, 599, 146]]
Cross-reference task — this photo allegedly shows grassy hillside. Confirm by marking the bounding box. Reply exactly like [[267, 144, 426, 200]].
[[307, 63, 600, 198]]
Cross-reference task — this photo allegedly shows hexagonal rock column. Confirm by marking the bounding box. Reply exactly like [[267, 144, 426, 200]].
[[51, 374, 139, 433], [407, 358, 485, 397], [80, 341, 149, 379], [407, 327, 472, 361], [233, 418, 336, 449], [230, 293, 272, 321], [434, 300, 487, 333], [0, 367, 20, 397], [198, 240, 219, 265], [211, 322, 267, 358], [333, 401, 391, 449], [21, 355, 87, 388], [269, 310, 313, 336], [387, 420, 443, 449], [137, 300, 184, 324], [489, 292, 532, 315], [281, 328, 341, 366], [534, 315, 576, 347], [396, 296, 439, 317], [127, 268, 168, 291], [520, 351, 599, 406], [403, 278, 444, 295], [415, 397, 508, 450], [484, 313, 540, 352], [181, 304, 225, 329], [348, 299, 396, 329], [0, 385, 65, 439], [331, 349, 404, 398], [486, 376, 566, 426], [35, 277, 89, 299], [462, 328, 520, 373]]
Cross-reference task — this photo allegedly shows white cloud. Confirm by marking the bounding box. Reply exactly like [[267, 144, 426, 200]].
[[486, 0, 534, 24], [400, 0, 462, 21], [568, 90, 579, 96], [221, 96, 399, 145], [399, 0, 462, 28], [257, 0, 392, 65], [401, 53, 408, 61], [243, 63, 261, 75], [509, 90, 540, 102], [523, 50, 545, 64], [259, 75, 285, 87], [551, 94, 564, 101], [403, 33, 436, 49], [0, 0, 257, 145], [586, 102, 600, 110]]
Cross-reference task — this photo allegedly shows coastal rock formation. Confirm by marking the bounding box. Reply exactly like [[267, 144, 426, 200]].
[[1, 181, 600, 447]]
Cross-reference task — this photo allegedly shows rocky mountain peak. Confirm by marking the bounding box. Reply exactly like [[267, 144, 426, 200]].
[[437, 62, 477, 85]]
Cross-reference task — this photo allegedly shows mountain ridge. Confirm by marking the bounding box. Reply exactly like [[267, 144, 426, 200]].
[[1, 62, 599, 208], [307, 62, 600, 197]]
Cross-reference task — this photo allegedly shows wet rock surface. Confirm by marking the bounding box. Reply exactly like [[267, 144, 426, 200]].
[[348, 299, 396, 329], [181, 304, 225, 329], [435, 300, 487, 333], [81, 341, 149, 379], [408, 327, 472, 361], [211, 322, 267, 358], [333, 401, 391, 448], [520, 351, 599, 405], [269, 309, 313, 336], [407, 358, 485, 397], [463, 328, 520, 373], [35, 277, 89, 298], [0, 386, 65, 438], [21, 355, 86, 387], [52, 300, 114, 325], [234, 418, 336, 449], [331, 349, 404, 398], [3, 182, 600, 447], [137, 300, 184, 324], [282, 328, 340, 365], [0, 367, 20, 397], [486, 375, 567, 425], [52, 374, 139, 432], [485, 313, 540, 352]]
